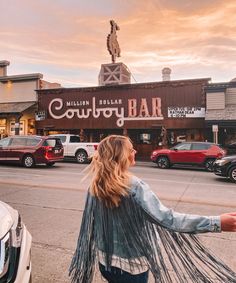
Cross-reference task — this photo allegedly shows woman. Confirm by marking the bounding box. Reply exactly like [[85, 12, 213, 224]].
[[69, 135, 236, 283]]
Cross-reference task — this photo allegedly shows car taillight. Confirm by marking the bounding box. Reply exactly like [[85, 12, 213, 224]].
[[43, 146, 53, 152], [94, 145, 98, 150]]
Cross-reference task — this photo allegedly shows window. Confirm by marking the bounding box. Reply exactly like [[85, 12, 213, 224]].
[[53, 135, 66, 143], [0, 119, 6, 136], [26, 138, 41, 147], [27, 119, 35, 135], [10, 138, 27, 146], [174, 143, 191, 150], [191, 143, 210, 150], [139, 133, 151, 144], [43, 139, 62, 147], [69, 136, 80, 143], [0, 138, 10, 147], [10, 121, 25, 135]]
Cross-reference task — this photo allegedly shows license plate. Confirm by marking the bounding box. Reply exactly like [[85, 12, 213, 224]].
[[54, 150, 59, 153]]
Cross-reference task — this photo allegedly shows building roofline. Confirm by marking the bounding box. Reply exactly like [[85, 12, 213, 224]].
[[0, 73, 43, 82], [36, 77, 211, 94], [0, 60, 10, 67], [205, 81, 236, 92]]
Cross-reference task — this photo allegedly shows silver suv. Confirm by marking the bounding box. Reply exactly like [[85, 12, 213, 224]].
[[0, 201, 32, 282]]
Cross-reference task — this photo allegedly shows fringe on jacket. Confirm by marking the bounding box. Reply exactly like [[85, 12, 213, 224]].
[[69, 192, 236, 283]]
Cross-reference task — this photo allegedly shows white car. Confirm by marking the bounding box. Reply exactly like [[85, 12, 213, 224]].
[[0, 201, 32, 282], [50, 134, 99, 164]]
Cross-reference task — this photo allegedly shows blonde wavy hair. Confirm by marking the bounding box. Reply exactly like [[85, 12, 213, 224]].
[[85, 135, 133, 207]]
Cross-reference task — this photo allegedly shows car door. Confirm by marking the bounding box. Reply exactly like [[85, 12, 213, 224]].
[[188, 143, 209, 164], [0, 138, 11, 161], [169, 143, 192, 163], [67, 135, 81, 156], [7, 137, 28, 162]]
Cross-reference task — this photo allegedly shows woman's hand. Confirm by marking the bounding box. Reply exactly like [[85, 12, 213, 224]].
[[220, 213, 236, 231]]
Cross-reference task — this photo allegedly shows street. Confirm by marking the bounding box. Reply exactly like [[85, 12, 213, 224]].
[[0, 161, 236, 282]]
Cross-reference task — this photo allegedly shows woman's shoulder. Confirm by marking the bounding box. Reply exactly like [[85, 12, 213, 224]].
[[129, 175, 141, 187], [129, 176, 150, 193]]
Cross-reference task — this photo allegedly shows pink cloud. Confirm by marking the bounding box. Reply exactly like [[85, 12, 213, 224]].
[[0, 0, 236, 86]]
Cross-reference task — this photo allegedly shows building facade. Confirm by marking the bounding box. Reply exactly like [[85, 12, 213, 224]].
[[205, 78, 236, 145], [36, 78, 209, 159], [0, 60, 61, 138]]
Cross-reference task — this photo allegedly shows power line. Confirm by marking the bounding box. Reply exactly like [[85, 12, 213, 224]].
[[126, 66, 138, 83]]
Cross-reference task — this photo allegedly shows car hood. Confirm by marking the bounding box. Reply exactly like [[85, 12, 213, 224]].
[[221, 155, 236, 161], [0, 201, 17, 238]]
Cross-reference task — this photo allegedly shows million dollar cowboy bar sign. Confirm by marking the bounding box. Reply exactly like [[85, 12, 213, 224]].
[[36, 79, 208, 131], [45, 93, 164, 129]]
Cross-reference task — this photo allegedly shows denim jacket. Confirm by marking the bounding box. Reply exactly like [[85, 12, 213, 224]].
[[69, 176, 236, 283], [95, 175, 221, 260], [130, 176, 221, 234]]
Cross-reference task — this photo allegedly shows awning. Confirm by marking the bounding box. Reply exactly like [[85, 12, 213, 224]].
[[0, 101, 37, 115], [205, 120, 236, 128]]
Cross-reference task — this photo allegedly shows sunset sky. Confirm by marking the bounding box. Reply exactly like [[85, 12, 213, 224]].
[[1, 0, 236, 87]]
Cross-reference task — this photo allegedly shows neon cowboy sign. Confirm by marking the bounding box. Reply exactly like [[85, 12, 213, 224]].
[[48, 97, 164, 127]]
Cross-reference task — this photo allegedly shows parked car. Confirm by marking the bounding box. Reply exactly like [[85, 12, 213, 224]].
[[0, 201, 32, 282], [223, 142, 236, 155], [150, 142, 226, 171], [50, 134, 98, 164], [213, 155, 236, 182], [0, 135, 64, 168]]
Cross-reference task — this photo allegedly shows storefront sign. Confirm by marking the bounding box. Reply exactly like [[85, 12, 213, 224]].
[[168, 107, 205, 118], [48, 97, 164, 127], [35, 111, 46, 121], [212, 125, 218, 132]]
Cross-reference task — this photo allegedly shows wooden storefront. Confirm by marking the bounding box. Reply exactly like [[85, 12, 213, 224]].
[[36, 78, 209, 160]]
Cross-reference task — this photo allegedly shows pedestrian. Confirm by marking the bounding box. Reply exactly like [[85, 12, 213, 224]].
[[69, 135, 236, 283]]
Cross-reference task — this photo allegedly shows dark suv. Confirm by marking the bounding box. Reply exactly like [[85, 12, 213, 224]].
[[213, 155, 236, 182], [151, 142, 226, 171], [0, 135, 64, 168]]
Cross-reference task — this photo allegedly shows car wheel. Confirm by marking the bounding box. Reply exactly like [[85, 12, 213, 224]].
[[156, 156, 170, 169], [22, 155, 35, 168], [75, 151, 88, 164], [205, 159, 215, 172], [46, 162, 55, 167], [229, 167, 236, 182]]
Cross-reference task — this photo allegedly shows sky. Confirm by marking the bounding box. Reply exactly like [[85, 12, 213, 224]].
[[1, 0, 236, 87]]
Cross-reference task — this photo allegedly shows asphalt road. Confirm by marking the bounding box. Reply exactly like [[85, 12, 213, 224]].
[[0, 161, 235, 282]]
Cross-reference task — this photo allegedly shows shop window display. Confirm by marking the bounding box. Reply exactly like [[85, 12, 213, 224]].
[[28, 119, 36, 135], [139, 133, 151, 144], [10, 121, 25, 135], [0, 119, 7, 139]]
